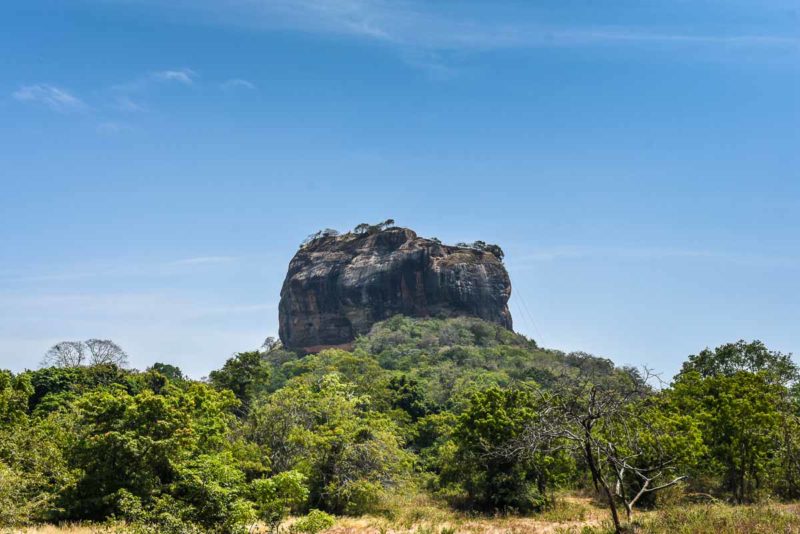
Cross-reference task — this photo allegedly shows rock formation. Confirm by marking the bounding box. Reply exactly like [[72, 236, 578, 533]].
[[278, 226, 512, 352]]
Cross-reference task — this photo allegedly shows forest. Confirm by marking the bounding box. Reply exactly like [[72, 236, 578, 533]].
[[2, 316, 799, 533]]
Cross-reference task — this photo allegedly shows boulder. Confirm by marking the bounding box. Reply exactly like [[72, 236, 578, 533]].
[[278, 227, 512, 352]]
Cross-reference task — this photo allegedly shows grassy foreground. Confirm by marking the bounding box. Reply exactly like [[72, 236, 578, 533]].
[[13, 497, 800, 534]]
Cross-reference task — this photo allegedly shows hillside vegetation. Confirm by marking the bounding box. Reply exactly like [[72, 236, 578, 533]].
[[1, 317, 799, 533]]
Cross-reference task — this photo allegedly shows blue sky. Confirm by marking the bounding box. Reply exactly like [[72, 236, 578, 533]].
[[1, 0, 799, 379]]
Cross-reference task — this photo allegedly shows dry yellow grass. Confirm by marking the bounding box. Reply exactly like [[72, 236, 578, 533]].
[[329, 494, 607, 534], [4, 495, 606, 534], [10, 499, 800, 534], [8, 525, 103, 534]]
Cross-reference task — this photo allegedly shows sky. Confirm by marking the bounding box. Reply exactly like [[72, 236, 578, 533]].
[[1, 0, 799, 380]]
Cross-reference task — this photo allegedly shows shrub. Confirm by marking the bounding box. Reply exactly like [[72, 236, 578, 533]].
[[291, 509, 336, 534], [251, 471, 309, 532], [248, 374, 412, 515]]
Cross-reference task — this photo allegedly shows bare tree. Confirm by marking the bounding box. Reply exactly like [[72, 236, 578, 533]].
[[261, 336, 281, 352], [85, 339, 128, 367], [42, 341, 86, 368], [504, 370, 690, 533], [42, 339, 128, 368]]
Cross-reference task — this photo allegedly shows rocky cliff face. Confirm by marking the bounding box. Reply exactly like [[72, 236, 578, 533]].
[[278, 227, 512, 352]]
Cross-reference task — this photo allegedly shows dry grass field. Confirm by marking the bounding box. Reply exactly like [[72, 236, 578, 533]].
[[10, 496, 800, 534]]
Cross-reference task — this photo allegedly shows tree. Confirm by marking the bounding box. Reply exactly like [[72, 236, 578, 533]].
[[85, 339, 128, 367], [277, 348, 389, 404], [60, 382, 242, 523], [169, 453, 256, 532], [42, 341, 86, 368], [23, 364, 136, 416], [147, 362, 185, 382], [670, 370, 786, 502], [0, 410, 75, 526], [670, 340, 800, 502], [260, 336, 281, 353], [387, 375, 431, 421], [680, 339, 797, 386], [454, 241, 504, 261], [353, 219, 396, 235], [208, 351, 271, 415], [41, 340, 128, 369], [484, 243, 505, 261], [776, 412, 800, 499], [247, 374, 411, 514], [300, 228, 339, 248], [0, 371, 32, 425], [250, 471, 308, 533], [443, 386, 556, 512], [507, 370, 701, 533]]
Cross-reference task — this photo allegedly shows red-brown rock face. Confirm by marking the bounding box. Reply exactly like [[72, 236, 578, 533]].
[[278, 227, 512, 352]]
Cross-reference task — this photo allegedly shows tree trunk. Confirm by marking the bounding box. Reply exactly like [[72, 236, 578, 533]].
[[585, 434, 600, 492], [584, 444, 623, 533], [601, 478, 623, 533]]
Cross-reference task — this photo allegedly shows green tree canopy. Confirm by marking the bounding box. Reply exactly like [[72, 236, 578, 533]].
[[679, 340, 797, 385]]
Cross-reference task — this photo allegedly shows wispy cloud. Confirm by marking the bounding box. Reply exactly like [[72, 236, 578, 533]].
[[221, 78, 256, 90], [124, 0, 800, 53], [152, 68, 197, 84], [111, 68, 198, 94], [86, 0, 799, 78], [12, 84, 86, 113], [268, 0, 394, 40], [11, 67, 260, 133]]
